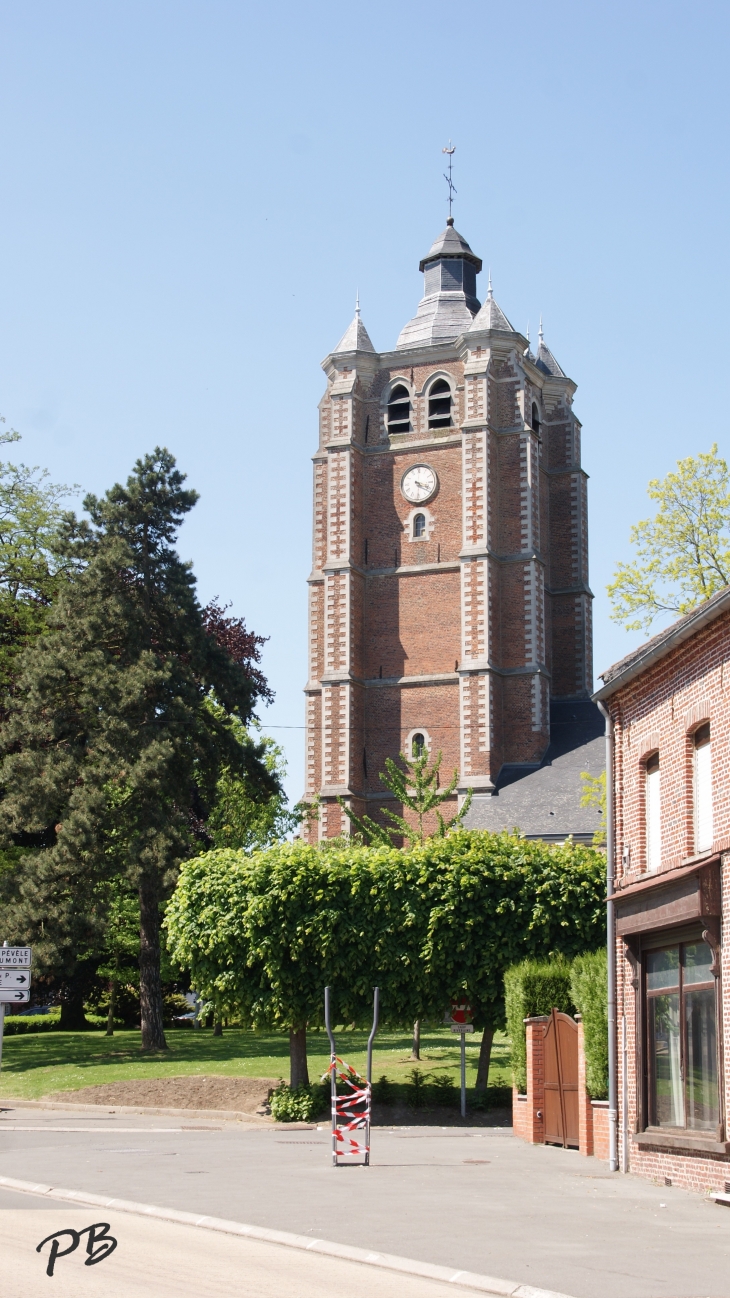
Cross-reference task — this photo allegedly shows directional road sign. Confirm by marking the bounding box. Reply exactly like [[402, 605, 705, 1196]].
[[0, 989, 30, 1003], [0, 970, 31, 988], [0, 947, 32, 967]]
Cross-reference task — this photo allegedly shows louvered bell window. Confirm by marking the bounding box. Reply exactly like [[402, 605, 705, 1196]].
[[387, 385, 411, 433], [428, 379, 452, 429]]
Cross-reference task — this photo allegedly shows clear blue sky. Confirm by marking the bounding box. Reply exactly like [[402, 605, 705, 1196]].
[[1, 1, 728, 805]]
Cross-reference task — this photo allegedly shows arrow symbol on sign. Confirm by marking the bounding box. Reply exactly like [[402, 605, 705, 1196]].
[[11, 991, 24, 999], [15, 975, 27, 984]]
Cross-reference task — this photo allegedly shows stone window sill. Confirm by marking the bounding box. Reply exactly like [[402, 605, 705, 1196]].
[[633, 1129, 730, 1155]]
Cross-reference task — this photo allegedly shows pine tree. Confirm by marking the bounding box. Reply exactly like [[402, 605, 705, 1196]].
[[0, 449, 276, 1047], [340, 747, 473, 847]]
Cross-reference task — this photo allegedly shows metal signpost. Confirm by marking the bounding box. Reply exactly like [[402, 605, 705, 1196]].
[[0, 943, 33, 1071], [324, 985, 379, 1167], [449, 1001, 474, 1118]]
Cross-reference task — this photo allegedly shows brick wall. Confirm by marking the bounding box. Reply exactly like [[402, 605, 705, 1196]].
[[604, 604, 730, 1191], [304, 316, 588, 841]]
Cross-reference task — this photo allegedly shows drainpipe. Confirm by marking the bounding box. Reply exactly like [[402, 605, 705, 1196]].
[[596, 698, 619, 1173]]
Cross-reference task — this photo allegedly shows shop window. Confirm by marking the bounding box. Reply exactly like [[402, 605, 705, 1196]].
[[428, 379, 452, 429], [694, 723, 713, 853], [646, 940, 718, 1132], [413, 513, 426, 538], [645, 752, 661, 872], [388, 385, 411, 433]]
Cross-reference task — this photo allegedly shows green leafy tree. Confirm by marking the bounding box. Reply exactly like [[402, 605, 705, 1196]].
[[0, 418, 75, 694], [340, 748, 473, 847], [608, 445, 730, 631], [579, 769, 606, 847], [165, 831, 605, 1089], [0, 449, 277, 1047], [207, 716, 303, 852]]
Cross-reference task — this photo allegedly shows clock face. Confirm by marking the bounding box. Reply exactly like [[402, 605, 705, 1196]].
[[401, 465, 437, 504]]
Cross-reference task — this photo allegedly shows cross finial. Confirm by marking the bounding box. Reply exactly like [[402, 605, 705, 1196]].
[[355, 291, 360, 318], [538, 316, 544, 346], [442, 141, 456, 220], [487, 270, 493, 299]]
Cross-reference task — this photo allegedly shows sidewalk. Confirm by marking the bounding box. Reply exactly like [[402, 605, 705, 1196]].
[[1, 1105, 729, 1297]]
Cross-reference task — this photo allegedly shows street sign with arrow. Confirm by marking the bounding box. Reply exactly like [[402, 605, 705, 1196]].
[[0, 943, 33, 1070], [0, 970, 31, 987]]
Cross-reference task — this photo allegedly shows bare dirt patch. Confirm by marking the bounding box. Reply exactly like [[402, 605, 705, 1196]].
[[48, 1075, 280, 1114]]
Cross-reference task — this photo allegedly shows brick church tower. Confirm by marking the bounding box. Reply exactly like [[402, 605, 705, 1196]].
[[302, 218, 592, 842]]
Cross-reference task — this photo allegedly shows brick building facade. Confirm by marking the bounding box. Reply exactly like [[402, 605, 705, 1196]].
[[595, 587, 730, 1193], [303, 219, 593, 841]]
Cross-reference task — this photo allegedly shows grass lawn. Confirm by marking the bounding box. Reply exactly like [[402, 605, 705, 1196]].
[[0, 1025, 512, 1101]]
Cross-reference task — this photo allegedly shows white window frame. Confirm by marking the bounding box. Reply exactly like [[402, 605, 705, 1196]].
[[694, 725, 713, 853], [645, 755, 661, 872]]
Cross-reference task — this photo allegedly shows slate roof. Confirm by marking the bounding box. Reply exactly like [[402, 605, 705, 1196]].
[[468, 288, 514, 334], [419, 219, 483, 272], [594, 585, 730, 699], [535, 339, 566, 377], [332, 306, 375, 355], [461, 700, 605, 842]]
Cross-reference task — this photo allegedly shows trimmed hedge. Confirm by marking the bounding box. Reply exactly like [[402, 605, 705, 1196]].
[[2, 1013, 124, 1036], [504, 958, 575, 1093], [570, 949, 608, 1099]]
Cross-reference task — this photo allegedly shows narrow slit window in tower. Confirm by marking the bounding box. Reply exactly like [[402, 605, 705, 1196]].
[[413, 513, 426, 538], [531, 402, 541, 436], [412, 732, 426, 757]]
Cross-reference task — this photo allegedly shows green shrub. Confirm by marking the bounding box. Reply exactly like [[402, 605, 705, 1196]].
[[269, 1081, 327, 1123], [504, 958, 574, 1092], [372, 1075, 391, 1105], [570, 949, 608, 1099], [3, 1012, 125, 1036], [408, 1067, 430, 1108], [430, 1074, 456, 1105]]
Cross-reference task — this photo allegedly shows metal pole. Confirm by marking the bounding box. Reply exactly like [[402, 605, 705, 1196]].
[[622, 1014, 629, 1173], [365, 987, 379, 1166], [0, 939, 7, 1073], [324, 986, 337, 1167], [596, 699, 619, 1173], [460, 1031, 466, 1118]]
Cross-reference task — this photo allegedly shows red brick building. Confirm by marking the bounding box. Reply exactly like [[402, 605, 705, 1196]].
[[303, 219, 597, 841], [595, 587, 730, 1192]]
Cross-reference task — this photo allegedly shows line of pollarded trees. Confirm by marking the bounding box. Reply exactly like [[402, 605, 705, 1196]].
[[164, 831, 607, 1085]]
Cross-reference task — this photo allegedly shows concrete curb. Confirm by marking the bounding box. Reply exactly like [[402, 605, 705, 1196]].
[[0, 1173, 576, 1298]]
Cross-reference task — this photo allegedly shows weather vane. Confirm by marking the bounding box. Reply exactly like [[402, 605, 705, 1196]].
[[442, 141, 456, 219]]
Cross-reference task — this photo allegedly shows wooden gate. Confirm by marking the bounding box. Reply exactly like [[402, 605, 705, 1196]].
[[543, 1009, 579, 1148]]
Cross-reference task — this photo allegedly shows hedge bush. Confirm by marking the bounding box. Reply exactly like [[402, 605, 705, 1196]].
[[2, 1012, 124, 1036], [270, 1082, 328, 1122], [570, 949, 608, 1099], [504, 958, 575, 1092]]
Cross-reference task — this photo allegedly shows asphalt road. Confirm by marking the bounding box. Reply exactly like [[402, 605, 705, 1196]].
[[1, 1105, 730, 1298], [0, 1196, 505, 1298]]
